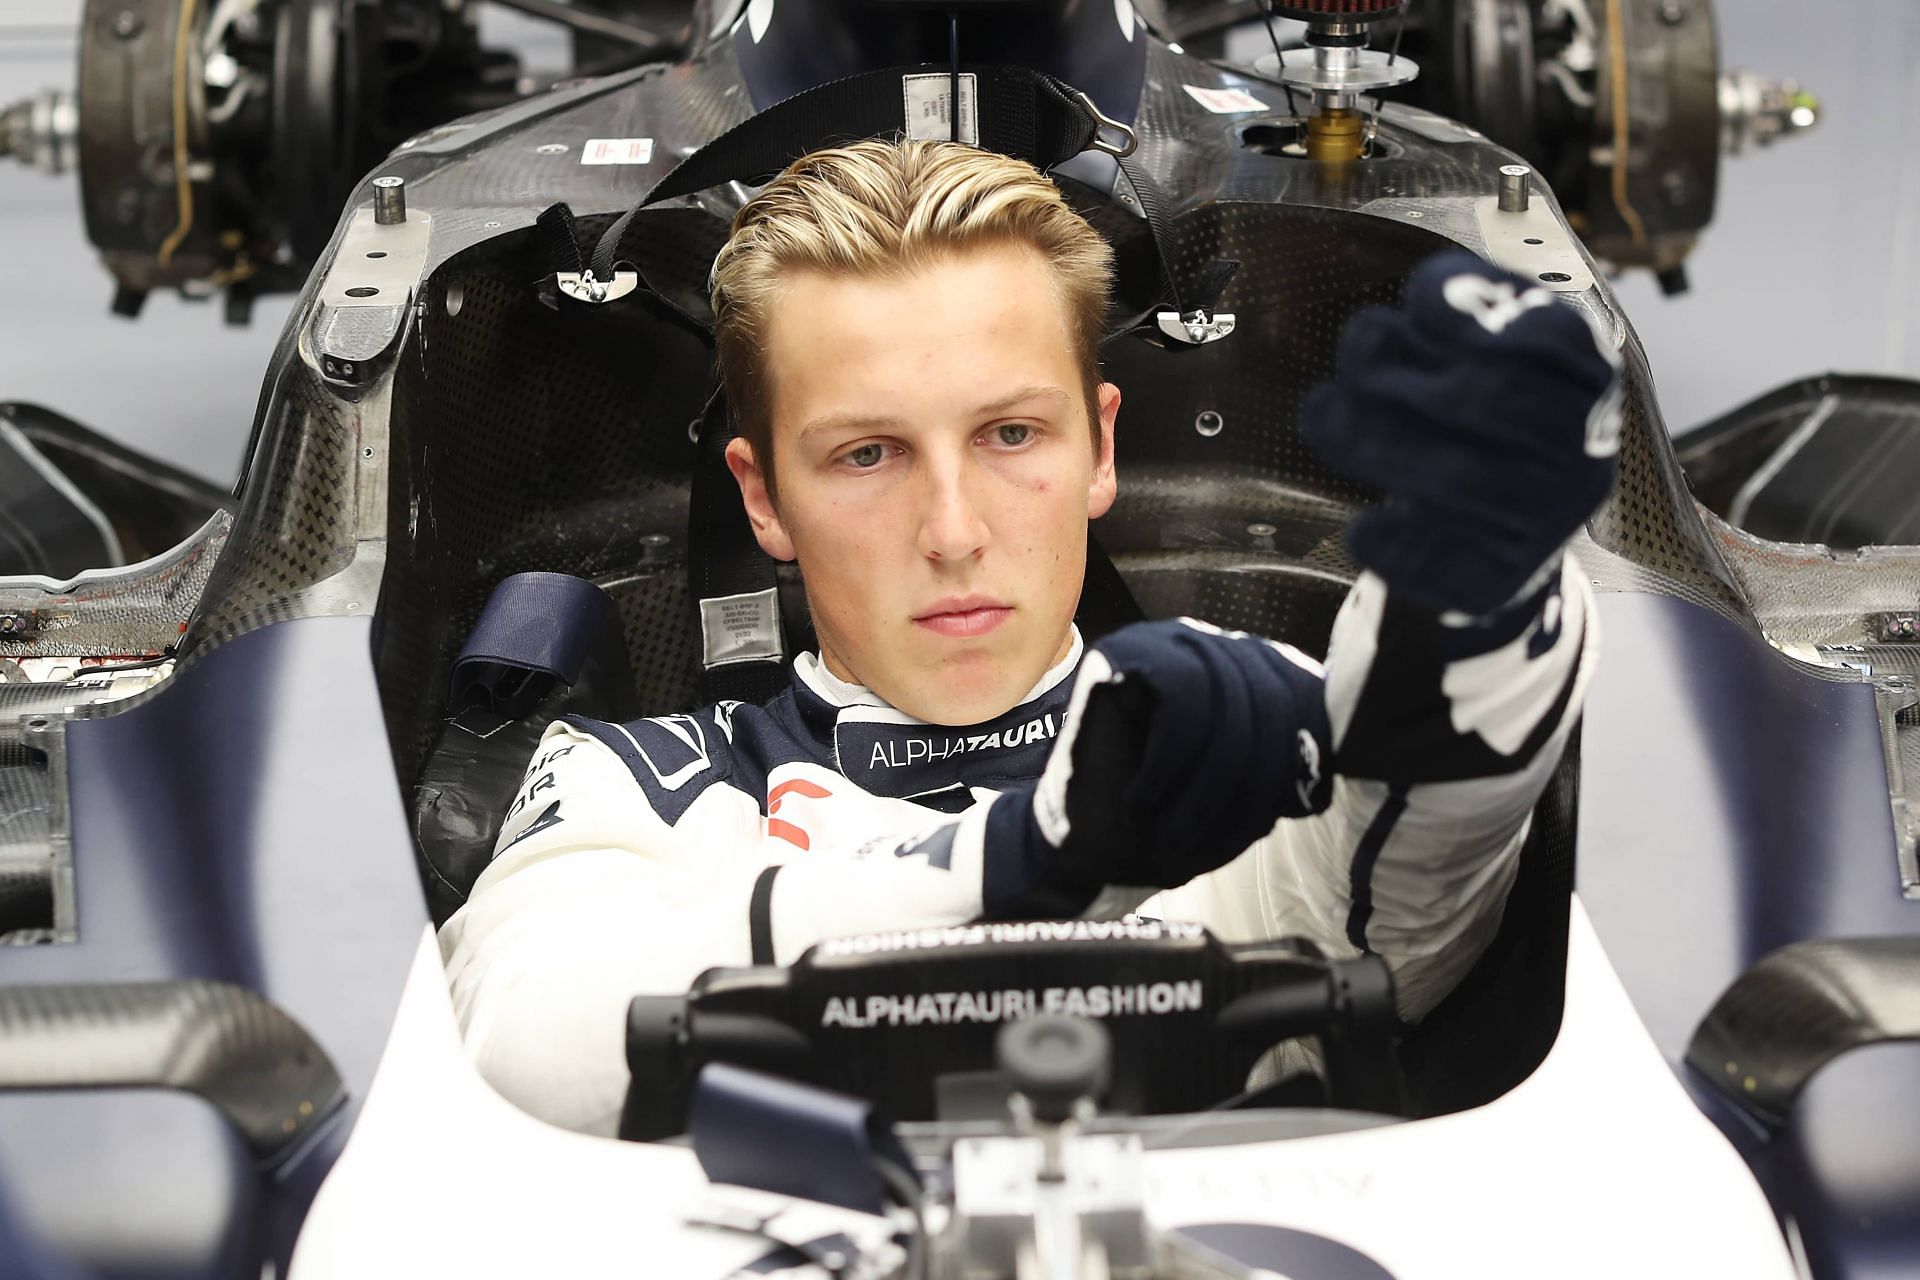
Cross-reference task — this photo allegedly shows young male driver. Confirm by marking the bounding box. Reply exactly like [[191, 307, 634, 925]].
[[440, 140, 1621, 1135]]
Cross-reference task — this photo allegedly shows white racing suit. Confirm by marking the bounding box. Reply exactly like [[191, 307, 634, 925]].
[[440, 562, 1595, 1134]]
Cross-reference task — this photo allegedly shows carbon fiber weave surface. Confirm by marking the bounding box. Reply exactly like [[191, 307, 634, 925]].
[[0, 980, 343, 1159], [187, 366, 361, 651], [1687, 936, 1920, 1122], [0, 742, 50, 937]]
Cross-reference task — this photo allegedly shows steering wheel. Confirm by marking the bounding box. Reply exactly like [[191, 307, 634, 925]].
[[621, 921, 1396, 1139]]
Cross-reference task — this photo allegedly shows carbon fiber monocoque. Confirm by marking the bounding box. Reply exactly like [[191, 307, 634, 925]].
[[1, 25, 1918, 1273], [173, 36, 1884, 763], [9, 37, 1829, 753], [2, 22, 1907, 1080]]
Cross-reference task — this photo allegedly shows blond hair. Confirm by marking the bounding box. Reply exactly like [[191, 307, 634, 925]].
[[710, 139, 1114, 493]]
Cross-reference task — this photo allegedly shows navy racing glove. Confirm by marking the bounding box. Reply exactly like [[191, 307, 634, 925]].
[[1300, 250, 1621, 620], [980, 618, 1332, 917]]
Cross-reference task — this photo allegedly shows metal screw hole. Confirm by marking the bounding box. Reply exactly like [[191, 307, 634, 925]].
[[1195, 410, 1224, 437], [345, 286, 378, 298]]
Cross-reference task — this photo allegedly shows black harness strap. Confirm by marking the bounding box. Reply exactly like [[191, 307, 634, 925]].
[[748, 865, 781, 965], [1112, 152, 1236, 326], [588, 64, 1112, 285], [689, 392, 791, 705], [1076, 528, 1146, 641], [536, 201, 587, 277]]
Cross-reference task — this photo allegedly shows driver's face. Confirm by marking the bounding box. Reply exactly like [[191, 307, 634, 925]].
[[726, 240, 1119, 725]]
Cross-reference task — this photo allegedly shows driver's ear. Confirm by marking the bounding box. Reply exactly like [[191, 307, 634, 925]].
[[725, 436, 797, 562], [1087, 381, 1120, 520]]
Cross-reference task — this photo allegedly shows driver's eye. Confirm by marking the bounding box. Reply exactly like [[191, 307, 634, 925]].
[[847, 443, 887, 469], [995, 423, 1032, 447]]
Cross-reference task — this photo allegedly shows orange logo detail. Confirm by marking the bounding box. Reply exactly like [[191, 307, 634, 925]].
[[767, 778, 833, 851]]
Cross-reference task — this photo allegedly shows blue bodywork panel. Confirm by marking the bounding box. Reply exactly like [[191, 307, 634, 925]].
[[0, 615, 428, 1277], [1580, 590, 1920, 1275]]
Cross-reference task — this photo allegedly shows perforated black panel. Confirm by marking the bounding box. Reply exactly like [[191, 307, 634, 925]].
[[189, 366, 360, 650], [376, 227, 714, 778], [601, 565, 705, 716], [1399, 737, 1581, 1115], [1583, 337, 1746, 615], [1098, 202, 1447, 509]]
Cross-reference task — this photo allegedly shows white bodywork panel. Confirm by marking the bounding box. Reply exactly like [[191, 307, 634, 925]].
[[292, 901, 1795, 1278]]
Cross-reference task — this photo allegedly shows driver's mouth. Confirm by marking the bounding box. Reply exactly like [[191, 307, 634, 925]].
[[914, 597, 1014, 638]]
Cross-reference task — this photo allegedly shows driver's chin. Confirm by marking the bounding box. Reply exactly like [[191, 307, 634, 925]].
[[853, 640, 1044, 727], [902, 672, 1027, 727]]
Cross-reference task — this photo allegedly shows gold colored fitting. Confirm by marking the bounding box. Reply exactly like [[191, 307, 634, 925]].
[[1306, 108, 1365, 164]]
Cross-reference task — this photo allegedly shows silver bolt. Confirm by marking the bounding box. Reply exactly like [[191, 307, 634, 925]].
[[1498, 164, 1532, 213], [536, 143, 568, 155], [111, 10, 142, 38], [1248, 522, 1277, 538], [1195, 409, 1224, 437], [1659, 0, 1687, 23], [372, 175, 406, 225], [204, 51, 240, 89]]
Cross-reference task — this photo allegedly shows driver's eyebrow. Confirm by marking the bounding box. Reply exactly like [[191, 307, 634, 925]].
[[797, 384, 1071, 444]]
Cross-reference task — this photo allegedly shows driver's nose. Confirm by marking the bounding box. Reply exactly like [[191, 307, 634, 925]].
[[916, 455, 992, 564]]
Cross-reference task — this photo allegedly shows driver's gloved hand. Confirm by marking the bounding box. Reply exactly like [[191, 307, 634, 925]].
[[1299, 250, 1621, 620], [980, 618, 1331, 917]]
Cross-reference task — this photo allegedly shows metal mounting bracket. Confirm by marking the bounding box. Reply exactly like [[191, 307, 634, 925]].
[[1155, 308, 1237, 346]]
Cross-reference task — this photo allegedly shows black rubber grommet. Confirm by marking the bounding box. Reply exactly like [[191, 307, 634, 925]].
[[997, 1015, 1112, 1122]]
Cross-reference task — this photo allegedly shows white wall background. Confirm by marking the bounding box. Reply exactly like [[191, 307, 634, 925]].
[[1, 0, 1916, 484]]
